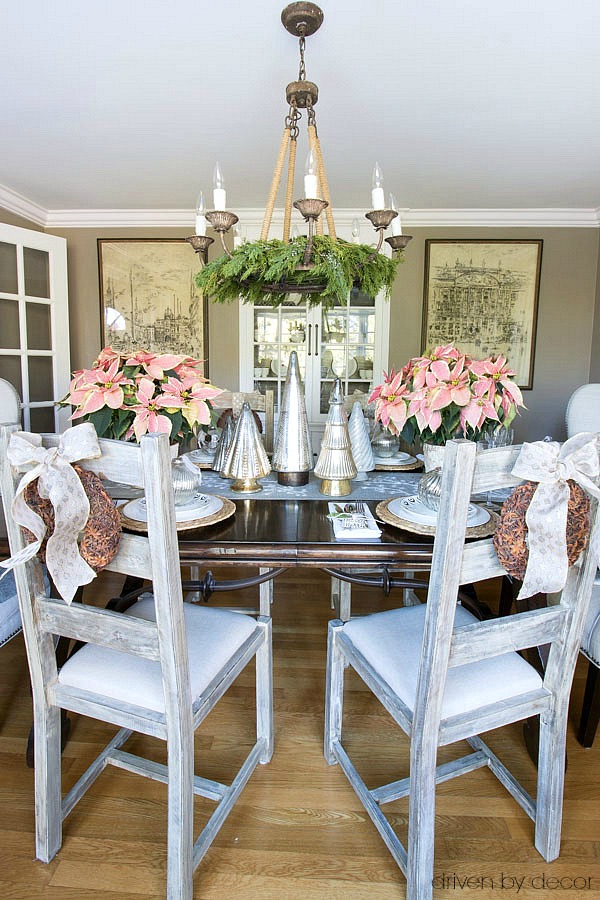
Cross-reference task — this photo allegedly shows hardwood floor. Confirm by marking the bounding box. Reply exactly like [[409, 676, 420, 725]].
[[0, 569, 598, 898]]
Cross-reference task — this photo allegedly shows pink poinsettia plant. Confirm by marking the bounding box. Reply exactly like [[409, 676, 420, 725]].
[[370, 344, 525, 446], [64, 347, 223, 444]]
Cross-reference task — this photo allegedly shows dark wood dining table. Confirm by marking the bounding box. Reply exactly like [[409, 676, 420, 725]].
[[169, 498, 453, 622]]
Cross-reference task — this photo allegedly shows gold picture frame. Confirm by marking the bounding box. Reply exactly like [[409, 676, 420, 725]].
[[422, 239, 543, 389], [98, 239, 209, 375]]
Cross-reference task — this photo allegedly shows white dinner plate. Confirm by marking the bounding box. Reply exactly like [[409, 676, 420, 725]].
[[332, 357, 358, 378], [271, 359, 288, 377], [123, 493, 223, 524], [372, 451, 414, 466], [388, 495, 490, 527]]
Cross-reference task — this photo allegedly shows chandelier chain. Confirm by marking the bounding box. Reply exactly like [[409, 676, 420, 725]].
[[298, 34, 306, 80], [285, 104, 301, 140]]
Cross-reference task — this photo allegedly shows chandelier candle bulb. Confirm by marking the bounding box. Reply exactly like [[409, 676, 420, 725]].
[[351, 218, 360, 244], [304, 150, 319, 199], [213, 162, 226, 210], [195, 191, 207, 236], [389, 193, 402, 236], [371, 162, 385, 210]]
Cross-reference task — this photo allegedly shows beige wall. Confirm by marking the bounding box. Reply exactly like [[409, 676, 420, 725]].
[[2, 207, 599, 442], [591, 243, 600, 382]]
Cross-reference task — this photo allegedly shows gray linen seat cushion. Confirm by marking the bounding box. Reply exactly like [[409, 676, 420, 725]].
[[58, 597, 259, 713], [0, 571, 21, 648], [342, 603, 543, 720], [581, 582, 600, 666]]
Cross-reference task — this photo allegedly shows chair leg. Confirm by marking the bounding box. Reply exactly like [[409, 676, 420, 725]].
[[534, 706, 567, 862], [324, 621, 345, 765], [578, 661, 600, 747], [256, 619, 273, 763], [166, 726, 194, 900], [407, 740, 437, 900], [34, 702, 62, 863]]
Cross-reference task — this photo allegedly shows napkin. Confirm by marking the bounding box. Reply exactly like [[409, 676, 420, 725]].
[[328, 503, 382, 542]]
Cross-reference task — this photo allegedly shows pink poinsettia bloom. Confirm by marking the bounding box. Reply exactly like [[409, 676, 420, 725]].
[[426, 356, 471, 410], [408, 388, 443, 434], [460, 395, 499, 432], [470, 355, 524, 408], [69, 359, 131, 419], [374, 388, 411, 435], [130, 377, 173, 440], [94, 347, 123, 370], [125, 350, 186, 380], [157, 376, 223, 428]]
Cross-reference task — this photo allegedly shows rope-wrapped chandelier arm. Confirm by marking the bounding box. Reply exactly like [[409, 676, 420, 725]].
[[308, 123, 336, 240], [260, 125, 292, 241], [282, 106, 300, 242]]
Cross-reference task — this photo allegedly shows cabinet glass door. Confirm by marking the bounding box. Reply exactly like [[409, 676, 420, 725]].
[[318, 287, 376, 414], [252, 300, 309, 412]]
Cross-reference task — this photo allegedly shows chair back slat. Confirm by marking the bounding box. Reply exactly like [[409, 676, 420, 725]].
[[105, 532, 154, 581], [469, 444, 522, 494], [459, 538, 506, 584], [449, 606, 567, 667], [41, 432, 145, 486], [38, 598, 159, 660]]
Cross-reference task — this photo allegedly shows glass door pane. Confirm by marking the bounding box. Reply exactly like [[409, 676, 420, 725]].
[[318, 292, 377, 414], [252, 300, 309, 412]]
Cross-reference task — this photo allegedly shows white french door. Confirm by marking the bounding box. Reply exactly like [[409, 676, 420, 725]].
[[0, 223, 71, 432]]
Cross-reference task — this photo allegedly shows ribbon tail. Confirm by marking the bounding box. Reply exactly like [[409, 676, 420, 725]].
[[45, 532, 96, 604], [0, 547, 40, 577], [517, 482, 570, 600]]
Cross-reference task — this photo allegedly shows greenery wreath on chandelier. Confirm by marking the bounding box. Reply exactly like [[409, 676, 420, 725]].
[[194, 234, 401, 309]]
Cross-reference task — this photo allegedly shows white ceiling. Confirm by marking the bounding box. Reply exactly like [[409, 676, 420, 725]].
[[3, 0, 600, 225]]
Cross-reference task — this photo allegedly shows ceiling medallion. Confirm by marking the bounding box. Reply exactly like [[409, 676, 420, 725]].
[[188, 2, 412, 308]]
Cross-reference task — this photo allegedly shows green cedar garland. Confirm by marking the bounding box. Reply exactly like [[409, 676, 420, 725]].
[[195, 235, 402, 309]]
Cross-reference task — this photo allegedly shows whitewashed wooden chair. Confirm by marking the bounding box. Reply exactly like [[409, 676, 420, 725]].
[[325, 439, 598, 900], [0, 425, 273, 899], [565, 382, 600, 746]]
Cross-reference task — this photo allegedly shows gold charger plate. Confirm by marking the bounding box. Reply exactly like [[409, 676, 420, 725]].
[[376, 498, 498, 538], [374, 458, 423, 472], [120, 496, 236, 533]]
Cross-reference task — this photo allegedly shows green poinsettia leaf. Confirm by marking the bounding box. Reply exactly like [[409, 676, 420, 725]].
[[86, 406, 114, 438]]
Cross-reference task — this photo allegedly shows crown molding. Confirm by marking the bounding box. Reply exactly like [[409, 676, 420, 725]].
[[0, 183, 47, 226], [404, 208, 600, 228], [1, 185, 599, 229], [44, 206, 600, 230]]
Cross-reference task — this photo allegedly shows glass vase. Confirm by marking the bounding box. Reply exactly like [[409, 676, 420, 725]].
[[370, 424, 399, 458]]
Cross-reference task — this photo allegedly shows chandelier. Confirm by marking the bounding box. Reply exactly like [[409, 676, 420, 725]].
[[187, 2, 412, 308]]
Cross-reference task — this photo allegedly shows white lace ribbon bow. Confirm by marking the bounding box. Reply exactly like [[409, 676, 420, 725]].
[[0, 423, 102, 603], [511, 433, 600, 599]]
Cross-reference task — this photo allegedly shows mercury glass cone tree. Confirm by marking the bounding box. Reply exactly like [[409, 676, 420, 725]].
[[272, 350, 313, 486], [314, 378, 357, 496], [221, 402, 271, 492], [212, 413, 235, 477], [348, 401, 374, 481]]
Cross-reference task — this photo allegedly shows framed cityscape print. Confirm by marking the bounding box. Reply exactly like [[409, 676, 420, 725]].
[[422, 239, 543, 389], [98, 239, 209, 374]]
